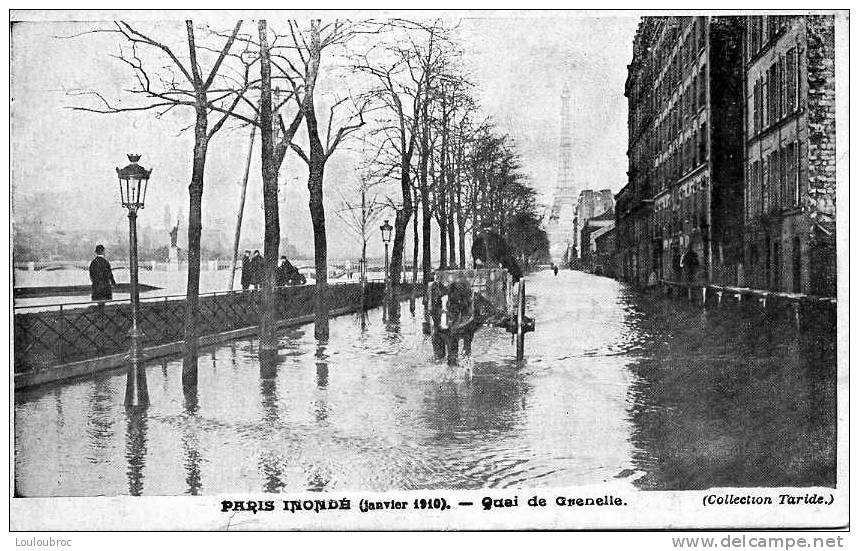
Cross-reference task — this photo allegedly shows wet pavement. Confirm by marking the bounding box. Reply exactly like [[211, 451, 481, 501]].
[[14, 270, 836, 496]]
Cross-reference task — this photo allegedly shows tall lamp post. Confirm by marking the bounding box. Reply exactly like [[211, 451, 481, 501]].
[[380, 219, 393, 306], [116, 154, 153, 408]]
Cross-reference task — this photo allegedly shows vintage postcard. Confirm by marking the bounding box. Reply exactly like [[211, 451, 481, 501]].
[[8, 9, 848, 532]]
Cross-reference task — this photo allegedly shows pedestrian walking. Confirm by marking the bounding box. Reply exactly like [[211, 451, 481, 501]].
[[671, 247, 682, 281], [89, 244, 116, 302], [552, 263, 558, 276], [681, 247, 699, 283], [240, 250, 252, 290], [250, 250, 265, 290]]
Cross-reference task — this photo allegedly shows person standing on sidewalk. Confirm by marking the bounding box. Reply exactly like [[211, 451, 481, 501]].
[[89, 244, 116, 302], [250, 250, 265, 290], [682, 247, 700, 283], [240, 250, 252, 290]]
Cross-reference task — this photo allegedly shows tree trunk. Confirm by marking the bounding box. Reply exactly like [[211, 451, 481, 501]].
[[182, 108, 208, 384], [446, 142, 456, 268], [436, 153, 447, 270], [308, 159, 329, 339], [456, 182, 467, 269], [390, 163, 412, 290], [302, 21, 329, 340], [412, 191, 420, 274], [258, 20, 280, 356], [447, 199, 456, 267]]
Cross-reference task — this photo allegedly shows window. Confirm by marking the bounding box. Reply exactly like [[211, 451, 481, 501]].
[[753, 79, 762, 135], [790, 141, 800, 206], [777, 56, 785, 121], [698, 65, 707, 107], [761, 155, 769, 213], [750, 160, 761, 216], [779, 145, 788, 209], [698, 122, 707, 162], [693, 128, 699, 166], [691, 76, 698, 114], [750, 16, 763, 58], [786, 47, 798, 113], [769, 150, 781, 211]]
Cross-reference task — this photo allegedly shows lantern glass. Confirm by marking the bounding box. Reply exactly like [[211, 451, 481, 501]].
[[380, 220, 393, 244], [118, 178, 129, 206], [116, 154, 152, 210], [139, 177, 149, 208]]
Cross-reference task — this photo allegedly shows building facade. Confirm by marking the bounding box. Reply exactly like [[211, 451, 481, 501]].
[[620, 16, 745, 286], [742, 15, 836, 295], [572, 188, 614, 261], [580, 208, 615, 269], [591, 223, 616, 278]]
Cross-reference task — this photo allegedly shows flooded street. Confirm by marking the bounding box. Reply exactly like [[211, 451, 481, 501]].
[[14, 270, 836, 496]]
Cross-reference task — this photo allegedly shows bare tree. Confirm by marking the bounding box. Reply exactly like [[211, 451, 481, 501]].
[[333, 174, 385, 290], [284, 19, 371, 340], [356, 19, 453, 296], [68, 20, 246, 383]]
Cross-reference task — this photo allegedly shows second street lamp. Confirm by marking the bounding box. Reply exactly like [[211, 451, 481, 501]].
[[116, 154, 152, 408]]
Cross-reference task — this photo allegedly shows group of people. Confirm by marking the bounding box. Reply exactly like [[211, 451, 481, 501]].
[[240, 250, 306, 290]]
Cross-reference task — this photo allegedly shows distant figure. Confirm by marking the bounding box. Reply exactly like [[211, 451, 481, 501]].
[[552, 263, 559, 276], [89, 244, 116, 302], [681, 247, 700, 283], [671, 247, 682, 281], [240, 250, 252, 290], [647, 270, 658, 287], [250, 250, 265, 290]]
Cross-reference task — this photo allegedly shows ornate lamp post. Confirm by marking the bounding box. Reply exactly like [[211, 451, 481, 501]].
[[380, 219, 393, 306], [116, 154, 152, 408]]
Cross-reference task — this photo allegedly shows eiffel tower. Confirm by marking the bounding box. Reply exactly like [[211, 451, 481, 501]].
[[547, 83, 578, 263]]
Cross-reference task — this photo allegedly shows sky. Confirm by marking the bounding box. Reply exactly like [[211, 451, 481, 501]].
[[10, 12, 639, 259]]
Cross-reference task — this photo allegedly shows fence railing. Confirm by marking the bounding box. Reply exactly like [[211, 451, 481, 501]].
[[14, 282, 387, 374]]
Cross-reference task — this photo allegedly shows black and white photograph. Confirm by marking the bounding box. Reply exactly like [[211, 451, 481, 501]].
[[8, 8, 847, 533]]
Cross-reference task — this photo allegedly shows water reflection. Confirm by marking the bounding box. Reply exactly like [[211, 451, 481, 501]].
[[13, 271, 836, 496], [124, 407, 148, 496], [85, 378, 115, 464], [315, 341, 329, 390], [258, 350, 286, 492], [625, 296, 836, 490], [181, 389, 202, 495]]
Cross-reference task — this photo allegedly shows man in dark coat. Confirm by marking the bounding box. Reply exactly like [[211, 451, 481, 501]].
[[250, 250, 264, 290], [275, 256, 289, 287], [240, 250, 252, 290], [89, 244, 116, 302]]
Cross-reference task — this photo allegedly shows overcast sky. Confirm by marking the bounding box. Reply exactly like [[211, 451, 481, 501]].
[[11, 13, 639, 258]]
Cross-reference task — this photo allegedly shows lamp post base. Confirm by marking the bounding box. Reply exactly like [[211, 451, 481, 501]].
[[124, 326, 149, 408]]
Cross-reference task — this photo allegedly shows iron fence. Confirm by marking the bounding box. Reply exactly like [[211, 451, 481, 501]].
[[13, 282, 386, 373]]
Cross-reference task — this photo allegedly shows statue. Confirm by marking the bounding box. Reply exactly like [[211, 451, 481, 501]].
[[169, 222, 179, 248], [167, 219, 181, 269]]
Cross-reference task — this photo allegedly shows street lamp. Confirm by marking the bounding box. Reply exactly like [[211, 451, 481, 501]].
[[380, 219, 393, 304], [116, 154, 152, 408]]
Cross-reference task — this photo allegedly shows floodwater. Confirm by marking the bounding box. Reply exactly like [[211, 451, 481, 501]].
[[14, 270, 836, 496]]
